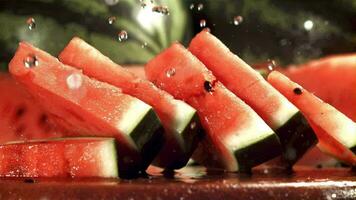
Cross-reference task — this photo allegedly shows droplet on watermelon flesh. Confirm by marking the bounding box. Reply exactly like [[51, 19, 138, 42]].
[[23, 54, 38, 68]]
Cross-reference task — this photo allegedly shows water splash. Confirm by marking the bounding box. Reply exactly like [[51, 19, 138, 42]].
[[152, 5, 170, 15], [108, 16, 117, 24], [200, 19, 207, 28], [197, 3, 204, 11]]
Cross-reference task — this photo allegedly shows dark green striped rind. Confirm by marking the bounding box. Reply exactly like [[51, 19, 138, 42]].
[[275, 111, 318, 167], [118, 108, 164, 178], [235, 133, 282, 172], [154, 113, 204, 170]]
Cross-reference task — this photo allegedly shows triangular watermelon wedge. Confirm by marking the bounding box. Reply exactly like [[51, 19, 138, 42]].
[[267, 71, 356, 166], [58, 37, 202, 170], [9, 42, 164, 176], [189, 31, 317, 167], [145, 43, 282, 172]]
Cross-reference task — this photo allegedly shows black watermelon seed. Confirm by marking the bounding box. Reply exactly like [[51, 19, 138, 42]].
[[293, 87, 303, 95], [24, 178, 35, 183], [204, 81, 213, 92]]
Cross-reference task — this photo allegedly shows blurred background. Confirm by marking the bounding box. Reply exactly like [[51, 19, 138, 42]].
[[0, 0, 356, 71]]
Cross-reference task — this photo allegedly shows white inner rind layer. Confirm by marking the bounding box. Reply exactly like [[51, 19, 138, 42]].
[[98, 139, 119, 178], [224, 108, 276, 171], [170, 99, 197, 149], [116, 98, 152, 140], [266, 92, 299, 130]]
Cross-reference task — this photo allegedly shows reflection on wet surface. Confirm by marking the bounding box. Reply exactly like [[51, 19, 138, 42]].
[[0, 166, 355, 199]]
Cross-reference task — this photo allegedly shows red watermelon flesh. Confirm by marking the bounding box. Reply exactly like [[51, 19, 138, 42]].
[[0, 73, 62, 143], [268, 71, 356, 165], [283, 53, 356, 121], [0, 137, 118, 178], [125, 65, 147, 79], [59, 37, 201, 170], [9, 42, 164, 175], [145, 43, 281, 172]]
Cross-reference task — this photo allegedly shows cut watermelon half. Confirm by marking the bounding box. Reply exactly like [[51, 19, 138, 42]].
[[0, 73, 62, 143], [189, 31, 317, 166], [59, 37, 202, 170], [283, 53, 356, 121], [0, 137, 118, 178], [145, 43, 281, 172], [9, 42, 164, 176], [267, 71, 356, 166]]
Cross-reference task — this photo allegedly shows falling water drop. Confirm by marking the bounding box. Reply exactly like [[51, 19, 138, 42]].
[[200, 19, 206, 28], [233, 16, 243, 26], [108, 16, 117, 24], [152, 6, 170, 15], [118, 30, 128, 42], [266, 59, 276, 72], [197, 3, 204, 11], [26, 17, 36, 30], [189, 4, 195, 10]]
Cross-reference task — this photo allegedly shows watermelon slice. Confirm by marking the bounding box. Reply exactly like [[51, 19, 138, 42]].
[[145, 43, 281, 172], [267, 71, 356, 166], [125, 65, 147, 79], [283, 53, 356, 121], [58, 37, 202, 170], [9, 42, 164, 176], [189, 31, 317, 166], [0, 73, 62, 143], [0, 137, 118, 178]]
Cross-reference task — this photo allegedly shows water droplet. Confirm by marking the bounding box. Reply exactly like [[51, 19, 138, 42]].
[[266, 59, 276, 72], [141, 42, 148, 48], [233, 16, 243, 26], [331, 193, 336, 198], [152, 5, 170, 15], [23, 54, 38, 68], [304, 20, 314, 31], [197, 3, 204, 11], [165, 68, 176, 77], [104, 0, 119, 6], [118, 30, 128, 42], [66, 73, 83, 90], [190, 122, 196, 130], [108, 16, 117, 24], [204, 81, 214, 93], [293, 87, 303, 95], [189, 4, 194, 10], [26, 17, 36, 30], [199, 19, 206, 28]]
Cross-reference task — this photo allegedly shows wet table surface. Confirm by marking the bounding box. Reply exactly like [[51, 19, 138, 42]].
[[0, 166, 355, 200]]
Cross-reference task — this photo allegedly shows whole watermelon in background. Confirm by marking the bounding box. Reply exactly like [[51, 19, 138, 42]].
[[283, 54, 356, 121], [0, 72, 62, 143]]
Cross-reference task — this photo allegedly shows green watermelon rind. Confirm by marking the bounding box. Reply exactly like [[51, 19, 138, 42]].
[[274, 111, 318, 167], [234, 132, 281, 172], [129, 107, 165, 171]]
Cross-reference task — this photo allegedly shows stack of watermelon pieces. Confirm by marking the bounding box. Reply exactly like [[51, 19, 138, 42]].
[[1, 30, 356, 178]]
